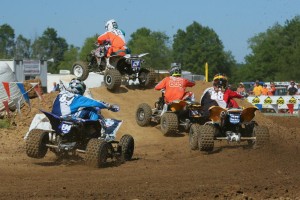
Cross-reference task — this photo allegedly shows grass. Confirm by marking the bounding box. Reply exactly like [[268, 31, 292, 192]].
[[0, 119, 10, 128]]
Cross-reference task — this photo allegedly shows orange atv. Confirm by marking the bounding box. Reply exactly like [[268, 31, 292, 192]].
[[135, 91, 206, 136], [189, 106, 269, 151]]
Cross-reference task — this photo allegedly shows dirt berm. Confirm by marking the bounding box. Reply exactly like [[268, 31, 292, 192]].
[[0, 81, 299, 200]]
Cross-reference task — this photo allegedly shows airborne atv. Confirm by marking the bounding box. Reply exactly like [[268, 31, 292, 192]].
[[72, 44, 156, 91], [25, 110, 134, 168], [135, 91, 205, 136], [189, 106, 270, 152]]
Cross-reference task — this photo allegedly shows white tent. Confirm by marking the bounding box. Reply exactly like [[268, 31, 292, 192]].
[[0, 62, 24, 112]]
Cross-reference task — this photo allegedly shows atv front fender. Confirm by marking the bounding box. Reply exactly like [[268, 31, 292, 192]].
[[24, 114, 53, 140]]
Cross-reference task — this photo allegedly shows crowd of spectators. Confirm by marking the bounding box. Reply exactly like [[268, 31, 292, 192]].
[[236, 80, 299, 96]]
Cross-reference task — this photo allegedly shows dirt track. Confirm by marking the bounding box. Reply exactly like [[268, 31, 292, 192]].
[[0, 81, 300, 200]]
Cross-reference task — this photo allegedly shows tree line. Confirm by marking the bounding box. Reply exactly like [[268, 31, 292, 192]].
[[1, 16, 300, 84]]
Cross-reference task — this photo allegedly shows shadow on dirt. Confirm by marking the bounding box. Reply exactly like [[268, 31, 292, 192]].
[[203, 143, 259, 155], [34, 155, 141, 168], [107, 87, 129, 94], [34, 155, 84, 167], [126, 84, 155, 91]]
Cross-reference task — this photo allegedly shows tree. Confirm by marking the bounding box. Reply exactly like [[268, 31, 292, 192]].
[[57, 45, 80, 71], [79, 35, 98, 61], [31, 27, 68, 73], [127, 28, 172, 69], [15, 35, 31, 59], [0, 24, 15, 58], [243, 15, 300, 82], [172, 21, 235, 79]]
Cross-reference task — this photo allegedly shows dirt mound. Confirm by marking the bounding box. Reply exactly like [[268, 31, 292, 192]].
[[1, 81, 300, 199]]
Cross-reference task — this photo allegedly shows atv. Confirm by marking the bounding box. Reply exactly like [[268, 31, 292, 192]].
[[72, 44, 156, 91], [135, 91, 205, 136], [25, 110, 134, 168], [189, 106, 270, 152]]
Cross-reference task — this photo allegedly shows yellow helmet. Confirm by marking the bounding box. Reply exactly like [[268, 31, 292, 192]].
[[169, 63, 182, 77], [213, 74, 228, 88]]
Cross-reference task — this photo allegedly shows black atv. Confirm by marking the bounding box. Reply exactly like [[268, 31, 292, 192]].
[[72, 44, 155, 91], [189, 106, 270, 152], [25, 110, 134, 168], [135, 91, 206, 136]]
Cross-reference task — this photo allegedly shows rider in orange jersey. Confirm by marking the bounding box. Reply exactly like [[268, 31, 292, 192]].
[[155, 63, 195, 103], [97, 19, 128, 67]]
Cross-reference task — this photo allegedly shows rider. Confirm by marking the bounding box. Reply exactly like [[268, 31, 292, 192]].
[[155, 63, 196, 104], [97, 19, 128, 68], [200, 73, 245, 118], [52, 78, 121, 139]]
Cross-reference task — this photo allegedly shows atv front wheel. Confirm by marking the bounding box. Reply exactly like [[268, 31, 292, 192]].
[[138, 68, 156, 88], [136, 103, 152, 126], [189, 124, 201, 150], [85, 139, 108, 168], [118, 134, 134, 161], [248, 125, 270, 148], [26, 129, 49, 158], [72, 61, 89, 81], [198, 125, 215, 152], [160, 112, 178, 135], [104, 69, 122, 91]]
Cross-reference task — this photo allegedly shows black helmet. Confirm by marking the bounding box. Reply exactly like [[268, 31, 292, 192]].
[[213, 73, 228, 89], [169, 63, 182, 76], [68, 78, 86, 95]]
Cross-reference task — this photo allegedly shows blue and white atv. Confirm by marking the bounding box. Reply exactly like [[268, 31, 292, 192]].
[[24, 110, 134, 168]]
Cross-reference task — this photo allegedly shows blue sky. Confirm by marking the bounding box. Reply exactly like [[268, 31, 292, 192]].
[[1, 0, 299, 63]]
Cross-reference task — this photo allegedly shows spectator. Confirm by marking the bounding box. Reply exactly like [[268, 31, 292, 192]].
[[267, 82, 276, 96], [51, 82, 59, 92], [252, 81, 263, 96], [261, 84, 269, 95], [236, 82, 246, 96], [287, 81, 298, 95], [287, 80, 298, 90]]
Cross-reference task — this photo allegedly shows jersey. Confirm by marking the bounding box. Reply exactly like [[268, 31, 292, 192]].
[[52, 91, 110, 120], [200, 87, 243, 118], [97, 29, 126, 57], [201, 87, 227, 108], [154, 76, 195, 103]]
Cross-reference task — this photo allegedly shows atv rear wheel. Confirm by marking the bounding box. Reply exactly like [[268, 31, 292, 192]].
[[136, 103, 152, 126], [85, 139, 108, 168], [160, 112, 178, 135], [72, 61, 89, 81], [248, 125, 270, 148], [189, 124, 201, 150], [197, 125, 215, 152], [138, 68, 156, 88], [104, 69, 122, 91], [26, 129, 49, 159], [118, 134, 134, 161]]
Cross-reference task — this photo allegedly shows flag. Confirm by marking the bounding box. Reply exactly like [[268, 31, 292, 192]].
[[12, 98, 21, 114], [287, 103, 294, 114], [2, 100, 10, 116], [2, 82, 10, 99], [255, 104, 262, 111], [270, 104, 278, 113], [16, 82, 30, 106], [33, 84, 44, 101]]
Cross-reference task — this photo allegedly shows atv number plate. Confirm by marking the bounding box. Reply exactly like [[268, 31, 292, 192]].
[[60, 122, 72, 134], [189, 110, 201, 117], [131, 60, 141, 68], [229, 113, 241, 124]]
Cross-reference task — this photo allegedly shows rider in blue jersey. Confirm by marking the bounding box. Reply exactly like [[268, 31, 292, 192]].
[[52, 78, 121, 140]]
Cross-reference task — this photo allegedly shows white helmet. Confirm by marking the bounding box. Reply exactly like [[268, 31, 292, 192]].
[[105, 19, 118, 31]]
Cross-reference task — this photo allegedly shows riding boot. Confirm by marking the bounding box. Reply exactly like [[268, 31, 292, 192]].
[[106, 57, 114, 69]]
